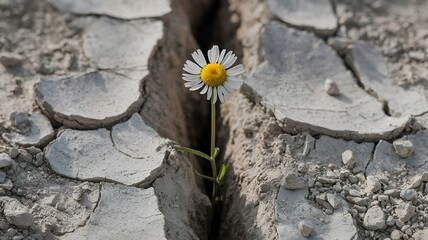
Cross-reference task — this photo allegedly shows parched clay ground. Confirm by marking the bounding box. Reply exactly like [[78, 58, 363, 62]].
[[1, 0, 428, 240]]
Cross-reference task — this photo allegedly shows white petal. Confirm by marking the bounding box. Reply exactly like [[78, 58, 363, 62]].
[[207, 49, 213, 64], [227, 64, 245, 76], [221, 51, 233, 65], [182, 74, 200, 82], [218, 87, 225, 103], [223, 83, 233, 92], [192, 51, 205, 67], [213, 87, 218, 103], [183, 65, 199, 74], [219, 85, 229, 94], [211, 45, 219, 63], [185, 80, 201, 88], [189, 82, 204, 91], [186, 60, 201, 72], [200, 85, 208, 94], [197, 49, 207, 66], [223, 55, 237, 69], [207, 87, 212, 100], [218, 49, 226, 63]]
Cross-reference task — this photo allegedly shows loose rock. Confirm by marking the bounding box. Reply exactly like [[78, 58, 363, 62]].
[[298, 221, 314, 237], [1, 197, 33, 228], [324, 78, 341, 96], [363, 206, 385, 230], [400, 189, 417, 201], [393, 140, 414, 158], [396, 202, 416, 222], [282, 172, 306, 190], [0, 153, 12, 168]]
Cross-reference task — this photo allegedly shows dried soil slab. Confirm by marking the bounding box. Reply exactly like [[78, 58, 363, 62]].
[[45, 114, 164, 186], [367, 131, 428, 175], [2, 113, 54, 147], [346, 41, 428, 117], [83, 18, 163, 71], [49, 0, 171, 19], [305, 135, 374, 169], [35, 71, 142, 129], [244, 22, 408, 141], [60, 183, 166, 240], [276, 187, 357, 239], [267, 0, 337, 36]]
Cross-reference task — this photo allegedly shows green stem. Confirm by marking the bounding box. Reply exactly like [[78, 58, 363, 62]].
[[192, 168, 215, 182], [173, 145, 211, 162], [210, 94, 218, 203]]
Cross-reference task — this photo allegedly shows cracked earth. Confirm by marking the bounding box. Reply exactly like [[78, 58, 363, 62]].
[[1, 0, 428, 240]]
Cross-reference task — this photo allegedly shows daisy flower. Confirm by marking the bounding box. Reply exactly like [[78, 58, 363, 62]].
[[182, 45, 245, 103]]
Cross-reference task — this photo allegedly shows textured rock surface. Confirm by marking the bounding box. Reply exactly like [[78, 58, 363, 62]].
[[244, 21, 408, 141], [61, 183, 165, 240], [346, 41, 428, 117], [49, 0, 171, 19], [45, 114, 165, 186], [367, 131, 428, 175], [267, 0, 337, 36], [2, 113, 54, 147], [276, 188, 357, 239], [35, 71, 143, 129]]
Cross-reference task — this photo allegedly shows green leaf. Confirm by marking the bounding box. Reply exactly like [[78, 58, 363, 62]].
[[217, 164, 227, 185]]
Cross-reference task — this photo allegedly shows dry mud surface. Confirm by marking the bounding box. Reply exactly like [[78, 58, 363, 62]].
[[1, 0, 428, 240]]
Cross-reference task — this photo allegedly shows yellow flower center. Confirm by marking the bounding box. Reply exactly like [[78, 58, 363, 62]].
[[200, 63, 227, 87]]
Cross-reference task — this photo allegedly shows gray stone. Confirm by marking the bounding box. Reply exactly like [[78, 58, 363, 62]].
[[421, 172, 428, 182], [244, 22, 408, 142], [365, 175, 381, 193], [35, 71, 143, 129], [60, 183, 166, 239], [48, 0, 171, 19], [0, 52, 22, 68], [0, 153, 12, 168], [327, 37, 354, 55], [408, 50, 425, 61], [10, 112, 31, 133], [267, 0, 337, 36], [346, 41, 428, 117], [326, 193, 341, 209], [276, 188, 357, 239], [0, 171, 5, 183], [26, 147, 41, 156], [316, 193, 333, 210], [2, 113, 54, 147], [0, 197, 33, 228], [282, 172, 306, 190], [367, 132, 428, 175], [363, 206, 385, 230], [396, 202, 416, 222], [9, 148, 19, 159], [393, 139, 414, 158], [400, 189, 417, 201], [0, 179, 13, 190], [391, 230, 404, 240], [342, 150, 356, 168], [46, 114, 164, 186], [298, 221, 313, 237], [413, 228, 428, 240], [324, 78, 341, 96]]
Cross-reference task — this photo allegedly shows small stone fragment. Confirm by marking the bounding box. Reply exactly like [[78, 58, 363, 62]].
[[298, 221, 313, 237], [396, 202, 416, 222], [387, 216, 395, 226], [346, 196, 367, 206], [421, 172, 428, 182], [393, 139, 414, 158], [0, 179, 13, 190], [9, 148, 19, 159], [365, 176, 381, 193], [363, 206, 385, 230], [0, 153, 12, 168], [0, 52, 23, 68], [72, 187, 84, 201], [324, 78, 341, 96], [1, 197, 33, 228], [391, 229, 404, 240], [34, 152, 44, 167], [315, 193, 333, 210], [326, 193, 341, 209], [26, 147, 41, 155], [282, 172, 306, 190], [0, 171, 6, 183], [409, 50, 425, 61], [342, 150, 356, 168], [400, 189, 417, 201]]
